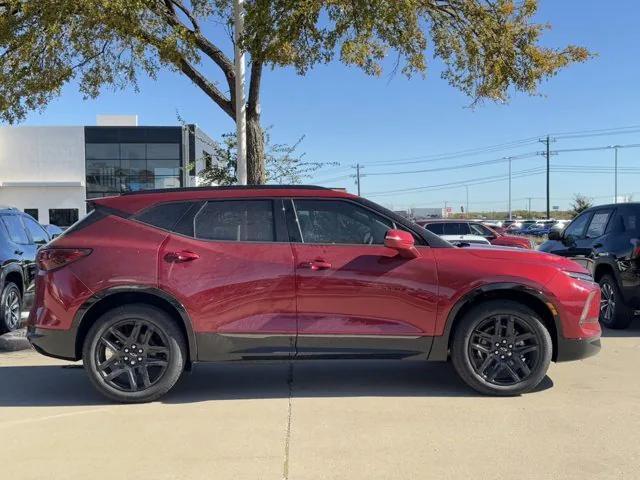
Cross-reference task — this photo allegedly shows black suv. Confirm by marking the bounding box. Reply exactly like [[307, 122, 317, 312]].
[[0, 207, 51, 333], [539, 203, 640, 329]]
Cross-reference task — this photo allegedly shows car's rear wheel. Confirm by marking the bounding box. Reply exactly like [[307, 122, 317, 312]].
[[451, 300, 552, 396], [82, 304, 186, 403], [598, 274, 633, 330], [0, 282, 22, 334]]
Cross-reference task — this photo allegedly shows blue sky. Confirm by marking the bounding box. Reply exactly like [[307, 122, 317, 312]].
[[15, 1, 640, 212]]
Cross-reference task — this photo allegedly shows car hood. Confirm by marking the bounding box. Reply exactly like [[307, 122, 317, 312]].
[[460, 245, 588, 273]]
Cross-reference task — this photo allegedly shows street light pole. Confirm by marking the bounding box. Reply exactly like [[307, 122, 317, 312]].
[[465, 185, 469, 219], [507, 156, 512, 220], [233, 0, 247, 185]]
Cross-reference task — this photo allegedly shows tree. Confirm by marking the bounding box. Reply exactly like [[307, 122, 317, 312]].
[[570, 194, 593, 217], [0, 1, 590, 183], [190, 129, 337, 185]]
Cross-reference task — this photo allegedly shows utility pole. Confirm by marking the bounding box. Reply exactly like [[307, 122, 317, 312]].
[[464, 185, 469, 219], [545, 136, 550, 219], [526, 197, 532, 216], [352, 163, 363, 196], [506, 156, 513, 220], [233, 0, 247, 185], [614, 145, 619, 203]]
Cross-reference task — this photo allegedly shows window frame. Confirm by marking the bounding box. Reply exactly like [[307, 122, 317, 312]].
[[563, 211, 593, 240]]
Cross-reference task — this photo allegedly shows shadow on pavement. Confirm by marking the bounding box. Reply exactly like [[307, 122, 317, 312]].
[[0, 360, 553, 407], [600, 318, 640, 337]]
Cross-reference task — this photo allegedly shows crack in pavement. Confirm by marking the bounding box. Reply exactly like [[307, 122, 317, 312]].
[[282, 360, 294, 480]]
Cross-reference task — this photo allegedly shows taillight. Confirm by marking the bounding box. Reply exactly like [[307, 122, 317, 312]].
[[37, 248, 92, 271]]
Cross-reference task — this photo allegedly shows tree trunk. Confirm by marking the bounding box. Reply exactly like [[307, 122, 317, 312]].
[[246, 111, 265, 184]]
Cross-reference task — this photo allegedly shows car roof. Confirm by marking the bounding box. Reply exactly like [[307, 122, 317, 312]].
[[90, 185, 357, 215], [417, 219, 480, 223], [582, 202, 640, 213]]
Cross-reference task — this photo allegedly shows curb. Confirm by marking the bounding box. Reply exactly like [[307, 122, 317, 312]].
[[0, 329, 31, 352]]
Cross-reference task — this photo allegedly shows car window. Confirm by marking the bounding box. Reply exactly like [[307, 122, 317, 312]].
[[470, 223, 493, 236], [22, 216, 49, 244], [608, 208, 639, 234], [1, 215, 30, 245], [585, 210, 613, 239], [291, 199, 393, 245], [442, 223, 468, 235], [424, 223, 443, 235], [135, 202, 195, 231], [564, 212, 591, 239], [194, 200, 274, 242]]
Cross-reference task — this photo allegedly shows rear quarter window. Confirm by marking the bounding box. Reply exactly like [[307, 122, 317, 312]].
[[134, 202, 196, 232]]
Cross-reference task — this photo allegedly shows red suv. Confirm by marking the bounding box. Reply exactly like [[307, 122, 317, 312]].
[[28, 186, 601, 402]]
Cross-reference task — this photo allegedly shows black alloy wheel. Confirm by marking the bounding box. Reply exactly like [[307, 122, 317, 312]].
[[0, 282, 22, 334], [94, 319, 170, 392], [467, 314, 540, 386], [451, 300, 552, 396], [598, 274, 633, 329], [83, 304, 186, 403]]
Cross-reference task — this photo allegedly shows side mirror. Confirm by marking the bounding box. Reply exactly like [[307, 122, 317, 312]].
[[548, 230, 561, 241], [384, 229, 420, 259]]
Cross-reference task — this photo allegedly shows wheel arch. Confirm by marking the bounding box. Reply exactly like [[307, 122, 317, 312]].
[[592, 260, 617, 283], [429, 283, 560, 362], [1, 264, 24, 296], [73, 286, 197, 364]]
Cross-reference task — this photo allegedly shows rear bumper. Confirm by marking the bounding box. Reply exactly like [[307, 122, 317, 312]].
[[555, 334, 601, 362], [27, 325, 77, 361]]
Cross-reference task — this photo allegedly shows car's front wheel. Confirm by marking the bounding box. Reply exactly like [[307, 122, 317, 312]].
[[0, 282, 22, 334], [82, 304, 187, 403], [598, 274, 633, 330], [451, 300, 552, 396]]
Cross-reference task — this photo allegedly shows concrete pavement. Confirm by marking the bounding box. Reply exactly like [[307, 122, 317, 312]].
[[1, 325, 639, 480]]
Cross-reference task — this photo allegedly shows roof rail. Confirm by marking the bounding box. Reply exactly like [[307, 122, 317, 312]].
[[119, 185, 330, 196]]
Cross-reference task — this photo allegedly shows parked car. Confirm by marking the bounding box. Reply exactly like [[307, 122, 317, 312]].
[[418, 220, 532, 249], [0, 207, 51, 333], [43, 224, 64, 239], [28, 186, 601, 402], [539, 203, 640, 329]]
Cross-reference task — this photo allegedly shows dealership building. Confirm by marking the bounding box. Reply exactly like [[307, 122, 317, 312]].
[[0, 116, 217, 226]]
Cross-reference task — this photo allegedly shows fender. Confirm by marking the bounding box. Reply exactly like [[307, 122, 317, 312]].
[[72, 285, 198, 362], [429, 282, 561, 361]]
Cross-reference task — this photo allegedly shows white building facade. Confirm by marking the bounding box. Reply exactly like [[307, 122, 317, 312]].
[[0, 121, 216, 226]]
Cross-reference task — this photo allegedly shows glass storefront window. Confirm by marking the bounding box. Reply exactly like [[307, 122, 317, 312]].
[[86, 140, 182, 197]]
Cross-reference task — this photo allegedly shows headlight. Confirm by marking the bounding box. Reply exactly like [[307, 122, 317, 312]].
[[564, 271, 594, 283]]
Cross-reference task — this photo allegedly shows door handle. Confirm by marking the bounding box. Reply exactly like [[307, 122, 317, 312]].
[[299, 259, 332, 271], [164, 251, 200, 263], [14, 250, 23, 255]]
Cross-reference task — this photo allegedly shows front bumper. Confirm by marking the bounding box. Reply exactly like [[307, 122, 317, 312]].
[[555, 334, 601, 362], [27, 325, 77, 361]]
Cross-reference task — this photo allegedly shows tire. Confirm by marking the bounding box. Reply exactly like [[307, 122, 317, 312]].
[[82, 304, 187, 403], [598, 274, 633, 330], [0, 282, 22, 335], [451, 300, 552, 396]]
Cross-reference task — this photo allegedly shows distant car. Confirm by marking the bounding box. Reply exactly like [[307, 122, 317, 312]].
[[43, 224, 64, 238], [0, 207, 51, 333], [539, 203, 640, 329], [418, 220, 532, 249]]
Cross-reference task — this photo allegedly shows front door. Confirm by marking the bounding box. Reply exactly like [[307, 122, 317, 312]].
[[285, 198, 438, 359], [158, 199, 296, 361]]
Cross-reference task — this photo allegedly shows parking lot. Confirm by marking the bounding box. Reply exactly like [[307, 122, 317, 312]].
[[0, 325, 638, 480]]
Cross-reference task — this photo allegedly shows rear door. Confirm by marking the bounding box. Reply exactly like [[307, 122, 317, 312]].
[[286, 198, 438, 359], [157, 199, 297, 361]]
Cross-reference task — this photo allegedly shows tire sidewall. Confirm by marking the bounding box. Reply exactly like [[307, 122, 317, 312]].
[[0, 282, 22, 334], [82, 304, 186, 403], [452, 300, 553, 396]]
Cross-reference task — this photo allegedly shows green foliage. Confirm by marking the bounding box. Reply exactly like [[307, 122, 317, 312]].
[[570, 194, 593, 217], [0, 0, 591, 124], [188, 129, 338, 186]]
